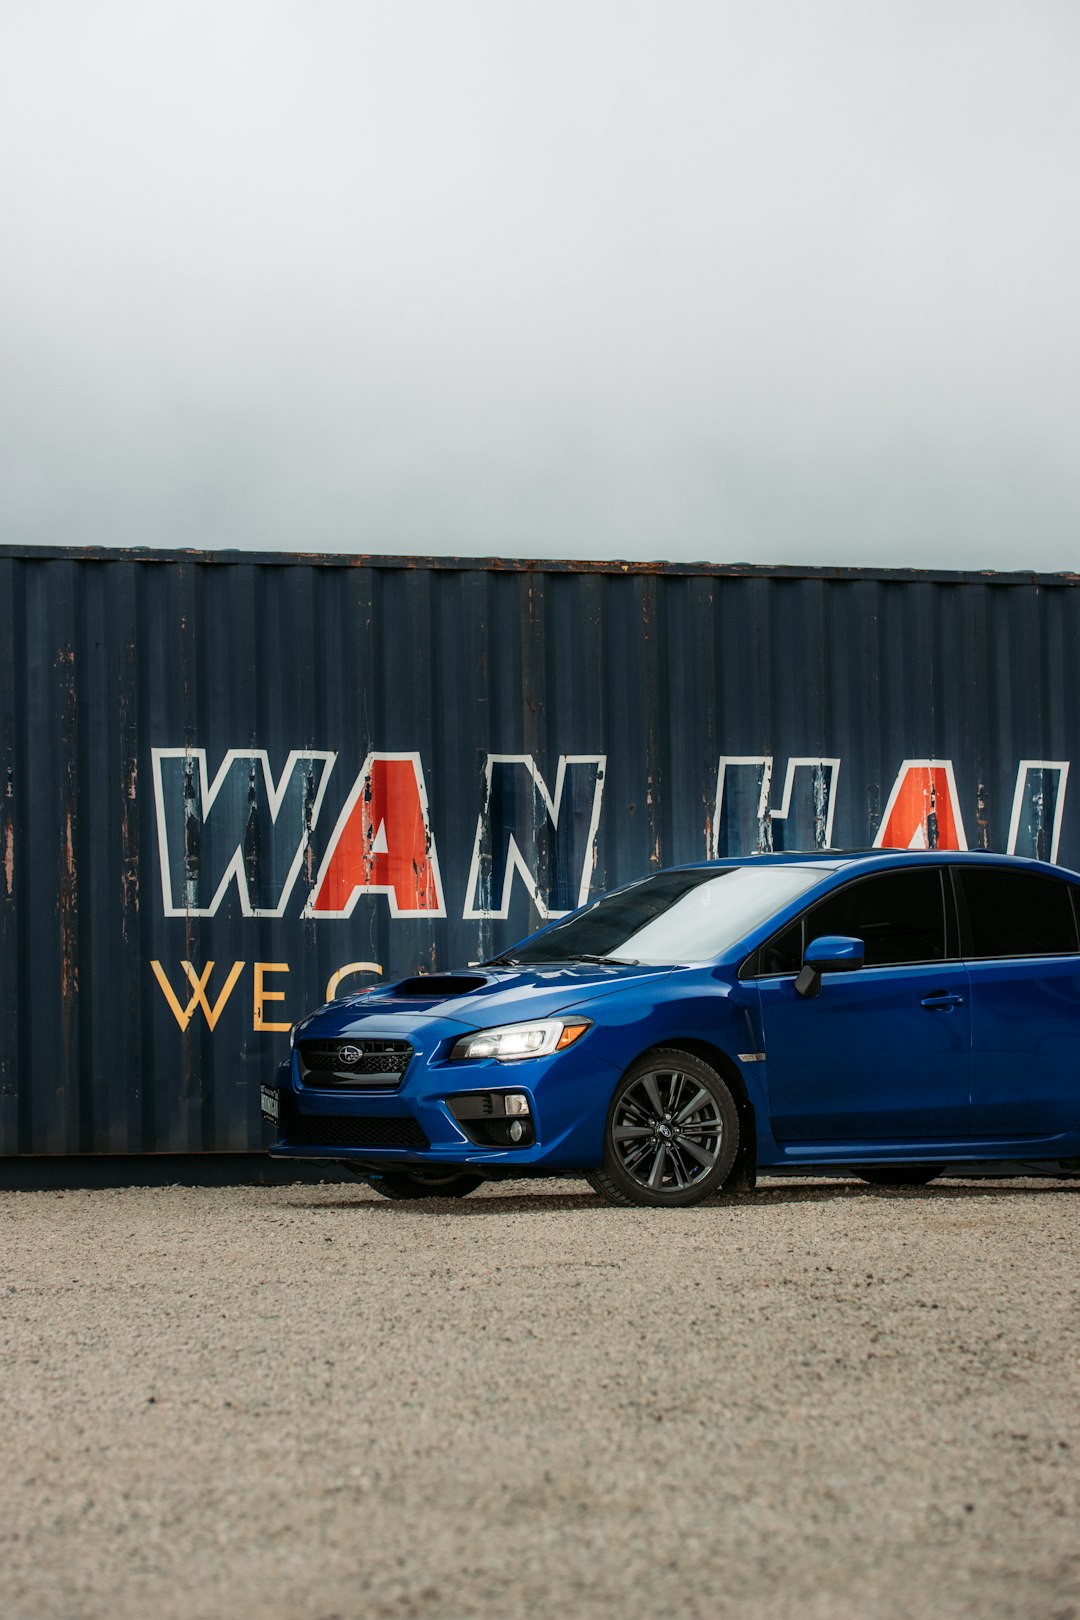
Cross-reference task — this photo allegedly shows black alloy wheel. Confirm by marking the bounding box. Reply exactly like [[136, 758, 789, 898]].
[[587, 1049, 740, 1208], [362, 1170, 484, 1200], [855, 1166, 944, 1187]]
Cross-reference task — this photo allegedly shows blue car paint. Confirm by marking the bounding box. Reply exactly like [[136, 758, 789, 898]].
[[964, 955, 1080, 1138], [306, 960, 678, 1028], [267, 850, 1080, 1180], [758, 961, 972, 1141]]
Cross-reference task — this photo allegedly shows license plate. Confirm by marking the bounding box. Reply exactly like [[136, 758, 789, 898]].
[[260, 1085, 280, 1125]]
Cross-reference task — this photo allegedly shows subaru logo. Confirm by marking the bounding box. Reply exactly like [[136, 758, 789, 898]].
[[337, 1044, 363, 1066]]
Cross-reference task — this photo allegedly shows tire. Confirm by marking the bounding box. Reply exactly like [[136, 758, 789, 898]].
[[586, 1049, 740, 1208], [363, 1170, 484, 1200], [855, 1166, 943, 1187]]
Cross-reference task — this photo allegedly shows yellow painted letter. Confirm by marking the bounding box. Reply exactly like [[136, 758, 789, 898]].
[[326, 960, 382, 1000], [254, 962, 291, 1032], [151, 960, 246, 1032]]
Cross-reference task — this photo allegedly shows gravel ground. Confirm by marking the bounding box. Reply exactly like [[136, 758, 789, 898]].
[[2, 1174, 1078, 1620]]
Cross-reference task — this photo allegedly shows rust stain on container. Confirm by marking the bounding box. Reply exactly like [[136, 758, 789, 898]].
[[121, 754, 140, 932], [57, 643, 79, 1007], [2, 763, 13, 900], [60, 809, 78, 1000]]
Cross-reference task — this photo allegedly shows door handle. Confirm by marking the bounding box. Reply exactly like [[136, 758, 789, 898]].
[[920, 992, 965, 1010]]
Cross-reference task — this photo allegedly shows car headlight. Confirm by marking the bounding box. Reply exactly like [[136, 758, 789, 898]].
[[450, 1018, 591, 1062]]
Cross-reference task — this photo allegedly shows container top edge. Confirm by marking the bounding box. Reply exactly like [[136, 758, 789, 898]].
[[0, 545, 1077, 587]]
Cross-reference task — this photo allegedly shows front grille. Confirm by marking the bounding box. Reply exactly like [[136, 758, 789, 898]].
[[297, 1038, 413, 1088], [285, 1113, 430, 1150]]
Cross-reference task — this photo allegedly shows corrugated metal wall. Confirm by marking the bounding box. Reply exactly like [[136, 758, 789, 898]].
[[2, 548, 1079, 1154]]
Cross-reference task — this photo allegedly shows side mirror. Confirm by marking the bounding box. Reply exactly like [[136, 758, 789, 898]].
[[794, 935, 865, 999]]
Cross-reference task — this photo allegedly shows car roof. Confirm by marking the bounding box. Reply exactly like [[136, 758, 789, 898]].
[[666, 849, 1079, 878]]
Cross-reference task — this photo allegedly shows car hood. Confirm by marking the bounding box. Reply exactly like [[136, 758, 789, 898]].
[[296, 962, 676, 1038]]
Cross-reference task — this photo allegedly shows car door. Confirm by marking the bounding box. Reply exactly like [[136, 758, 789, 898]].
[[753, 865, 972, 1142], [953, 864, 1080, 1139]]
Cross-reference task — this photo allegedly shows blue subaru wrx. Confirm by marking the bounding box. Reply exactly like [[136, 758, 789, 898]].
[[265, 850, 1080, 1206]]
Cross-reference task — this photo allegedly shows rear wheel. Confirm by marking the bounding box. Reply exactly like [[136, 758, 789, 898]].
[[363, 1170, 484, 1200], [855, 1166, 943, 1187], [587, 1050, 739, 1208]]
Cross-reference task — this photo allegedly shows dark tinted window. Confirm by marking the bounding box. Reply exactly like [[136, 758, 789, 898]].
[[957, 868, 1079, 958], [806, 868, 947, 966], [758, 918, 803, 975], [754, 867, 947, 973]]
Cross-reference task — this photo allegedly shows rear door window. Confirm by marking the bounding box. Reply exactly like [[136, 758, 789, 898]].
[[956, 867, 1079, 958]]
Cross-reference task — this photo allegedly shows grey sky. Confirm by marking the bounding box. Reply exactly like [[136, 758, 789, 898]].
[[2, 2, 1078, 568]]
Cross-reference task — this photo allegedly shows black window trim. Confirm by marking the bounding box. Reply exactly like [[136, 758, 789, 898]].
[[740, 863, 959, 981]]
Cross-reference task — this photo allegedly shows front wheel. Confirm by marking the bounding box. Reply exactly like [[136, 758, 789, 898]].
[[586, 1050, 740, 1208], [363, 1170, 484, 1200]]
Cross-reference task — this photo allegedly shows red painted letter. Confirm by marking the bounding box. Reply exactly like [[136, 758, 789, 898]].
[[875, 760, 967, 851], [306, 753, 445, 917]]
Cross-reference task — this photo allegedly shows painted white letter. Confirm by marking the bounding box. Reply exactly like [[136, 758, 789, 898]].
[[464, 755, 606, 920], [152, 749, 335, 917], [711, 756, 840, 857]]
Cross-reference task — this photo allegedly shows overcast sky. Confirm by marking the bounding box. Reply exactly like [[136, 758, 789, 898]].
[[2, 2, 1078, 569]]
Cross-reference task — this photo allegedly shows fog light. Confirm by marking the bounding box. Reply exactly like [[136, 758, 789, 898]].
[[509, 1119, 526, 1142], [504, 1093, 530, 1116]]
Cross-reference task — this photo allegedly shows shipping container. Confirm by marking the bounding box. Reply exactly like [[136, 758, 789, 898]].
[[2, 547, 1079, 1155]]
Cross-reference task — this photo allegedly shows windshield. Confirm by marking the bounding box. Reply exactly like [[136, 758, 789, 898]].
[[498, 865, 826, 967]]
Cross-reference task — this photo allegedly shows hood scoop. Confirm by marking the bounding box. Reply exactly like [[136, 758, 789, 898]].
[[392, 974, 489, 998]]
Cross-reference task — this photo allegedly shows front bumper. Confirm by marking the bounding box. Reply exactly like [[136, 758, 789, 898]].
[[265, 1030, 621, 1173]]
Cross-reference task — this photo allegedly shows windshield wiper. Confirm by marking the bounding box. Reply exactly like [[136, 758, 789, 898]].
[[566, 953, 639, 966], [481, 953, 521, 967]]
